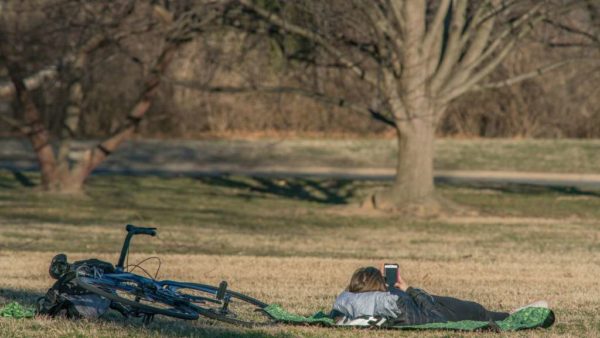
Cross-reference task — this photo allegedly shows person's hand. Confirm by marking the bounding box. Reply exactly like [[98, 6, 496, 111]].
[[394, 271, 409, 291], [380, 263, 409, 291]]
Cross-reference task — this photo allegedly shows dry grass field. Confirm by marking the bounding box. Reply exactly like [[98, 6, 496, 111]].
[[0, 171, 599, 337]]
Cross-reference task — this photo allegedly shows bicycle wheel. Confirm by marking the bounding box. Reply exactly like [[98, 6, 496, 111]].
[[162, 281, 274, 327], [75, 270, 199, 320]]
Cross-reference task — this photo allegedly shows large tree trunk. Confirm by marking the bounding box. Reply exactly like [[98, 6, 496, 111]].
[[373, 111, 436, 210], [371, 1, 437, 211], [369, 1, 439, 211]]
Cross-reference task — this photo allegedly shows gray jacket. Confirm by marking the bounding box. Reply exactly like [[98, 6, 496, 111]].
[[332, 287, 447, 325], [333, 291, 400, 319]]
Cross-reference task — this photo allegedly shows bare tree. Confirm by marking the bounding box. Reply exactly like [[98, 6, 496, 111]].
[[1, 1, 143, 190], [212, 0, 585, 211], [0, 0, 229, 192]]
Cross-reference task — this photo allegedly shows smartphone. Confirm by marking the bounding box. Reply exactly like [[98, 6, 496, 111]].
[[383, 263, 399, 288]]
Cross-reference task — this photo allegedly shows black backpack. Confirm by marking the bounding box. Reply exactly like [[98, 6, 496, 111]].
[[36, 254, 114, 318]]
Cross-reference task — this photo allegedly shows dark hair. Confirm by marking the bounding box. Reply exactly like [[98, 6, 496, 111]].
[[347, 266, 387, 293]]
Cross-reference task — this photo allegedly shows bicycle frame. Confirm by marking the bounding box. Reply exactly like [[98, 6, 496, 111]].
[[102, 224, 228, 312], [110, 224, 227, 305]]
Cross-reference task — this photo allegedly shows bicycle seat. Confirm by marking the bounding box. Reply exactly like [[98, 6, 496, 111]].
[[126, 224, 157, 236]]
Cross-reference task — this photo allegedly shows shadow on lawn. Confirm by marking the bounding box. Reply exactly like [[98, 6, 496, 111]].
[[0, 288, 43, 305], [0, 170, 36, 188], [11, 170, 36, 187], [0, 287, 289, 338], [197, 176, 355, 204], [455, 182, 600, 198]]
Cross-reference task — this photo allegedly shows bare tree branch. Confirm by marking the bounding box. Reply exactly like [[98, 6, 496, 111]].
[[78, 43, 179, 179], [0, 64, 59, 98], [440, 6, 547, 101], [430, 1, 496, 93], [424, 0, 451, 49], [237, 0, 378, 87], [0, 1, 142, 99], [430, 0, 469, 93], [0, 114, 32, 134], [385, 0, 407, 34], [423, 0, 451, 77], [472, 0, 520, 28], [544, 18, 600, 45], [353, 0, 401, 74], [460, 4, 544, 73], [548, 42, 595, 48], [78, 1, 232, 178], [6, 64, 58, 188], [470, 59, 585, 91]]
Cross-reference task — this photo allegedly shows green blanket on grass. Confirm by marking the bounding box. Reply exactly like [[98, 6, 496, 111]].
[[263, 304, 555, 331], [0, 300, 555, 332], [0, 302, 36, 319]]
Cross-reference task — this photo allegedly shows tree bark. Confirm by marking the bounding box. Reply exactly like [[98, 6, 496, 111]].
[[370, 2, 438, 211], [7, 65, 59, 190], [373, 113, 436, 210], [56, 62, 85, 184]]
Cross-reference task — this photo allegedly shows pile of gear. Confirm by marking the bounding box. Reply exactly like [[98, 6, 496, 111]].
[[36, 254, 119, 318]]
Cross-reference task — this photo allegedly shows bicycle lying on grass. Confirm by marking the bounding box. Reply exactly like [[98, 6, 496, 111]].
[[48, 224, 273, 327]]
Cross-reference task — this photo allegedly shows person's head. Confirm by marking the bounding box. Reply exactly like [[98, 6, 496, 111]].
[[346, 266, 387, 293]]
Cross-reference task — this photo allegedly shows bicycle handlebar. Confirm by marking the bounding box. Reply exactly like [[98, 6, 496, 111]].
[[116, 224, 157, 270], [126, 224, 157, 237]]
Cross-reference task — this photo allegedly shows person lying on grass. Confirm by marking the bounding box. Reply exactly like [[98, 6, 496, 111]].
[[332, 266, 548, 325]]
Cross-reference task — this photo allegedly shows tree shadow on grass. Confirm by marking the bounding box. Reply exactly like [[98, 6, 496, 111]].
[[0, 170, 36, 188], [439, 181, 600, 198], [0, 287, 290, 338], [11, 170, 36, 187], [197, 176, 356, 204], [0, 288, 43, 305], [506, 185, 600, 198]]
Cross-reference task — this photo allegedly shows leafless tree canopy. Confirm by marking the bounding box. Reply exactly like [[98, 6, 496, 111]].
[[0, 0, 231, 191]]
